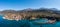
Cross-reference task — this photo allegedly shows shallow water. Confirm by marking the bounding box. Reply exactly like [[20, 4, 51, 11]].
[[0, 16, 60, 27]]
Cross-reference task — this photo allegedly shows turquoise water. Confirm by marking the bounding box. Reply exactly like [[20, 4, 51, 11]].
[[0, 16, 60, 27]]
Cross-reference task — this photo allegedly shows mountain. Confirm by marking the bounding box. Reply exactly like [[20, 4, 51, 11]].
[[0, 8, 60, 18]]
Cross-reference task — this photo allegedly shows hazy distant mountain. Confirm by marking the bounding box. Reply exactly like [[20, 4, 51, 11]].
[[0, 8, 58, 13], [0, 8, 60, 16]]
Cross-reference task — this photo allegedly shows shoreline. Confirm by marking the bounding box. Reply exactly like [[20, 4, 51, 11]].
[[2, 16, 56, 24], [3, 17, 13, 20]]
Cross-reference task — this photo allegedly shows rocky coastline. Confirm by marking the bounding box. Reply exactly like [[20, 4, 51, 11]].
[[0, 8, 60, 21]]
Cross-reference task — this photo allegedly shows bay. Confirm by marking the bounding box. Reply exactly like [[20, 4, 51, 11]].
[[0, 15, 60, 27]]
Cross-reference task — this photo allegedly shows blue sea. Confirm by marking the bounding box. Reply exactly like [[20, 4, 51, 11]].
[[0, 15, 60, 27]]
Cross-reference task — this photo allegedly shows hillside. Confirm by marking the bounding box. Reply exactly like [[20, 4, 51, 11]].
[[0, 8, 60, 20]]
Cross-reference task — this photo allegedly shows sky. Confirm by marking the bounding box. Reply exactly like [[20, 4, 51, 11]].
[[0, 0, 60, 11]]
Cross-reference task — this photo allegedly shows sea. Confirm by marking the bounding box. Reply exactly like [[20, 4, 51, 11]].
[[0, 15, 60, 27]]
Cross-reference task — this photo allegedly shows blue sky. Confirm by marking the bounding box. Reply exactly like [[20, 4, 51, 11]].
[[0, 0, 60, 11]]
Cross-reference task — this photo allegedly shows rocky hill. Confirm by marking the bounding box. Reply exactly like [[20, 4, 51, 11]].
[[0, 8, 60, 18]]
